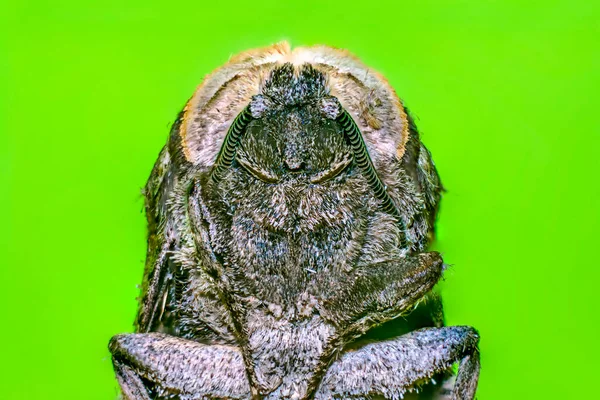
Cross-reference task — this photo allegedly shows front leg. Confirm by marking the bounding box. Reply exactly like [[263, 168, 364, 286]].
[[296, 252, 445, 396], [322, 252, 445, 335], [109, 333, 251, 399], [315, 326, 480, 400]]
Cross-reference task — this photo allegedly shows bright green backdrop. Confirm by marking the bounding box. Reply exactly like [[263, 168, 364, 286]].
[[2, 1, 599, 399]]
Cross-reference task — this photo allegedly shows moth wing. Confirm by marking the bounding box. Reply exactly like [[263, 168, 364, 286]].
[[135, 115, 183, 333]]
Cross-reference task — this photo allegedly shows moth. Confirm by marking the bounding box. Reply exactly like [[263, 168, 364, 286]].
[[109, 42, 480, 400]]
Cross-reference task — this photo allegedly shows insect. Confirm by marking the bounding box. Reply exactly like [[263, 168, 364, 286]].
[[109, 42, 480, 400]]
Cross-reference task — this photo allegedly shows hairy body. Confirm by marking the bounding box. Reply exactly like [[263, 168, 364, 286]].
[[109, 42, 480, 400]]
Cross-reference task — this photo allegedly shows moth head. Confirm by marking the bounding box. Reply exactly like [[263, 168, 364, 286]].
[[235, 96, 351, 185], [210, 64, 351, 187], [209, 63, 404, 240], [177, 43, 441, 249]]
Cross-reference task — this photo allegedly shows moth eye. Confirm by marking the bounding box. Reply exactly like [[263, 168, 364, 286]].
[[236, 156, 279, 183], [310, 155, 353, 184]]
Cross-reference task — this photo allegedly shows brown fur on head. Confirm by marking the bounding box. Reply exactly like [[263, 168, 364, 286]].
[[173, 42, 441, 250], [180, 42, 409, 169]]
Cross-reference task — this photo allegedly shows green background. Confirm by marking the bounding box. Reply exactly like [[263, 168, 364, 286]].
[[2, 1, 598, 399]]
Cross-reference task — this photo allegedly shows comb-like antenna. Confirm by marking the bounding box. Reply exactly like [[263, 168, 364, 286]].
[[337, 110, 409, 248], [211, 106, 254, 183]]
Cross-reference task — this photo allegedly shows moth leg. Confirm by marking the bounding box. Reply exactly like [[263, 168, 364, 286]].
[[112, 361, 151, 400], [315, 326, 480, 400], [109, 333, 251, 400], [324, 252, 445, 331]]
